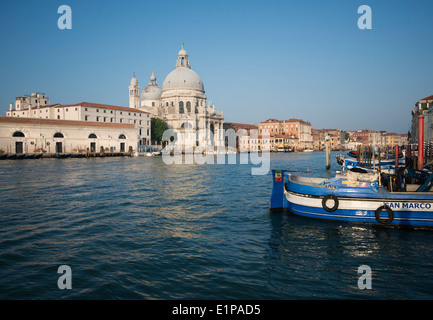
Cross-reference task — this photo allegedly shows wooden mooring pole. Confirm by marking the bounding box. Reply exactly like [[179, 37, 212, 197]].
[[326, 137, 331, 170]]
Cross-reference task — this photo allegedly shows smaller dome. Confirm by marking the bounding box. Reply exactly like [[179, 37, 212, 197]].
[[141, 71, 162, 100], [142, 85, 162, 100]]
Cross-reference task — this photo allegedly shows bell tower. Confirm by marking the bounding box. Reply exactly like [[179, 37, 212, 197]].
[[129, 73, 140, 109]]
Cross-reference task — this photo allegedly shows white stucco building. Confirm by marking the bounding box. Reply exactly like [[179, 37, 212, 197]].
[[130, 44, 224, 151], [5, 98, 151, 146], [0, 116, 137, 155]]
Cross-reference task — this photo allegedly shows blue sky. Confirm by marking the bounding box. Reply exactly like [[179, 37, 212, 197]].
[[0, 0, 432, 133]]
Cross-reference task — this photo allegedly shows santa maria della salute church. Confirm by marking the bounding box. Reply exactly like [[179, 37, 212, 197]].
[[128, 44, 224, 149]]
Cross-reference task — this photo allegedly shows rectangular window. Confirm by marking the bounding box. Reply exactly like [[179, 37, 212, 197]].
[[85, 116, 88, 121], [120, 118, 123, 123], [96, 109, 99, 112], [96, 116, 99, 121], [85, 108, 88, 111]]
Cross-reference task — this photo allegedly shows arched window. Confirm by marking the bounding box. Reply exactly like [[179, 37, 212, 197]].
[[57, 115, 60, 119], [53, 132, 64, 138], [119, 134, 126, 139], [88, 133, 97, 139], [179, 101, 184, 114], [186, 101, 191, 113], [181, 122, 192, 129], [12, 131, 25, 137]]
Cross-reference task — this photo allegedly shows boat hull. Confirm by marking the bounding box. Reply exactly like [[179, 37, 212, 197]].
[[286, 190, 433, 228], [269, 169, 433, 229]]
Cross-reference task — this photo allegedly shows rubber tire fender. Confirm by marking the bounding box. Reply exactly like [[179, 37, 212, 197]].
[[322, 195, 339, 212], [375, 205, 394, 225]]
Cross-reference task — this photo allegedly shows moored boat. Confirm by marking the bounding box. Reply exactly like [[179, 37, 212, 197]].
[[270, 167, 433, 228]]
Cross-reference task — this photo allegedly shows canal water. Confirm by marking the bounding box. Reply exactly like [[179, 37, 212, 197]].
[[1, 152, 433, 300]]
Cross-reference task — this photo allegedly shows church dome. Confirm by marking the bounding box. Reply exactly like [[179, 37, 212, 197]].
[[162, 68, 204, 92], [162, 44, 205, 93], [142, 71, 162, 100]]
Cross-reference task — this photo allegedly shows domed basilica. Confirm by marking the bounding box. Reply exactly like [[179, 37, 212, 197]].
[[128, 44, 224, 149]]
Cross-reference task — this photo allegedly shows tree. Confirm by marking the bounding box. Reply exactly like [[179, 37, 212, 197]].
[[151, 117, 168, 144]]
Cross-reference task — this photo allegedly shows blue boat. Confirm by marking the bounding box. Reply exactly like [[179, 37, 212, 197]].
[[336, 153, 404, 172], [270, 167, 433, 228]]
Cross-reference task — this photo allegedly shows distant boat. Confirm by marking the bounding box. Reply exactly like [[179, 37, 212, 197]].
[[303, 149, 313, 152], [336, 152, 405, 172]]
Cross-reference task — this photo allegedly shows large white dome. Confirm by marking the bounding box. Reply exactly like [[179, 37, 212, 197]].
[[162, 67, 204, 92]]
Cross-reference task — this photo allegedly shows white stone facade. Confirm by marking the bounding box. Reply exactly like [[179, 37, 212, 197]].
[[6, 101, 151, 146], [0, 116, 137, 154], [132, 45, 224, 150]]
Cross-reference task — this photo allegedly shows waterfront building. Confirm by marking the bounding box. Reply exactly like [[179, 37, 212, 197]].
[[5, 99, 151, 147], [0, 116, 137, 154], [132, 44, 224, 150], [258, 118, 313, 151], [311, 128, 344, 151], [384, 132, 409, 148], [240, 133, 271, 153], [223, 122, 257, 152], [349, 129, 384, 146], [410, 94, 433, 145]]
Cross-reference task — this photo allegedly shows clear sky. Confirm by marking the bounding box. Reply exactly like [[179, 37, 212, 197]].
[[0, 0, 432, 134]]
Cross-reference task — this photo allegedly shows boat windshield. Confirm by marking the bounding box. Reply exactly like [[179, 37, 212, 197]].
[[381, 168, 433, 193]]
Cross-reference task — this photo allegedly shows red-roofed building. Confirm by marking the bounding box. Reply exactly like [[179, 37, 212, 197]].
[[5, 96, 151, 146], [258, 118, 313, 151]]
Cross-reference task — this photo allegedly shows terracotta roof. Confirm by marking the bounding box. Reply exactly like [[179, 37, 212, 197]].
[[259, 118, 311, 125], [224, 122, 257, 130], [419, 95, 433, 102], [59, 102, 150, 113], [8, 102, 150, 114], [0, 116, 135, 128], [8, 104, 61, 112]]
